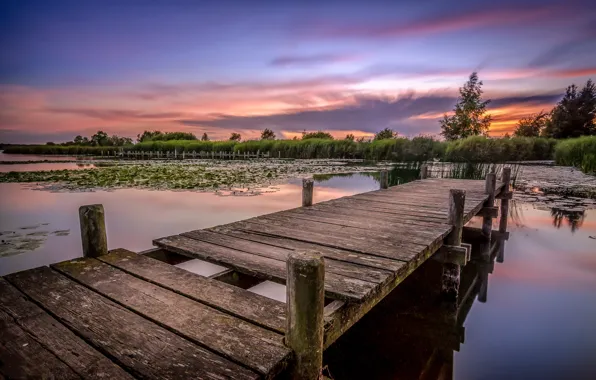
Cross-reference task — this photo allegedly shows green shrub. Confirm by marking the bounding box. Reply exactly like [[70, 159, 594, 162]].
[[444, 136, 557, 162]]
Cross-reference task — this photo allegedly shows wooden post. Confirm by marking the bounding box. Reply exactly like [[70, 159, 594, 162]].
[[380, 170, 389, 189], [286, 251, 324, 380], [302, 179, 314, 207], [441, 189, 466, 302], [420, 164, 429, 179], [499, 167, 511, 233], [482, 173, 497, 238], [79, 204, 108, 258]]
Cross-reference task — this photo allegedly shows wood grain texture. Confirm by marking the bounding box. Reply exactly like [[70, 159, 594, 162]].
[[52, 258, 290, 377], [5, 267, 259, 380], [154, 235, 379, 302], [0, 309, 81, 380], [182, 230, 392, 284], [208, 227, 406, 273], [0, 278, 132, 379], [99, 249, 286, 333]]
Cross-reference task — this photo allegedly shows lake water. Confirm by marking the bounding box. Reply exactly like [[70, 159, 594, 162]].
[[0, 157, 595, 379]]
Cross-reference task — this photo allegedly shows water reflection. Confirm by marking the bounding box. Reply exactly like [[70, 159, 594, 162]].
[[551, 208, 585, 232]]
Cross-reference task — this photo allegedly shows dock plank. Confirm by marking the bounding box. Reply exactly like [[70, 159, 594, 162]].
[[5, 267, 259, 380], [154, 235, 378, 302], [208, 227, 406, 273], [0, 309, 81, 380], [53, 258, 290, 377], [182, 230, 392, 284], [99, 249, 286, 333], [0, 278, 132, 379]]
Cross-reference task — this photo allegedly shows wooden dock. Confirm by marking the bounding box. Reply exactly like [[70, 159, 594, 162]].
[[0, 168, 512, 379]]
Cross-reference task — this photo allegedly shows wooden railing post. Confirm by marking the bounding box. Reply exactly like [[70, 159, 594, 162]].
[[79, 204, 108, 258], [420, 164, 429, 179], [441, 189, 466, 302], [302, 179, 314, 207], [286, 251, 324, 380], [482, 173, 497, 238], [380, 170, 389, 189]]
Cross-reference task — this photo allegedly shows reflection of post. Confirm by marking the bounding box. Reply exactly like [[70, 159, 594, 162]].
[[286, 251, 325, 380], [302, 178, 314, 207], [380, 170, 389, 189], [478, 243, 491, 303], [441, 189, 466, 302]]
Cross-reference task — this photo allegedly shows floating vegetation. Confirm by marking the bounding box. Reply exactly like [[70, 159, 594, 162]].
[[0, 225, 70, 257], [0, 159, 395, 192]]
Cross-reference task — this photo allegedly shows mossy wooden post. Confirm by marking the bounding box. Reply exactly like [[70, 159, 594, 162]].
[[420, 164, 429, 179], [302, 179, 314, 207], [79, 204, 108, 258], [441, 189, 466, 302], [482, 173, 497, 238], [286, 250, 325, 380], [380, 170, 389, 189]]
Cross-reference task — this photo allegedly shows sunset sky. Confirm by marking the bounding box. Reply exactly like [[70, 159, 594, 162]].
[[1, 0, 595, 143]]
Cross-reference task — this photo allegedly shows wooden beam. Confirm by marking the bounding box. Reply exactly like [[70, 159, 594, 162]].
[[476, 206, 498, 218], [78, 204, 108, 257], [496, 192, 513, 200], [432, 245, 468, 266], [380, 170, 389, 189], [442, 189, 466, 302]]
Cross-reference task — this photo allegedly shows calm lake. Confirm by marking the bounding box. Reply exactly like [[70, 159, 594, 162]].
[[0, 154, 595, 379]]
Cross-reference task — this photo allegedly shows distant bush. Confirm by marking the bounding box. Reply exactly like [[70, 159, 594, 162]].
[[555, 136, 596, 174], [444, 136, 557, 162]]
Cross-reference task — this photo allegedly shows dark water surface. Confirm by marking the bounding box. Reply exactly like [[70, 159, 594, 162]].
[[0, 168, 595, 379]]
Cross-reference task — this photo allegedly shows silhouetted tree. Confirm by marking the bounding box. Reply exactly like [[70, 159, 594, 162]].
[[440, 72, 492, 140], [345, 134, 355, 141], [90, 131, 109, 146], [543, 79, 596, 138], [201, 133, 209, 141], [302, 131, 334, 140], [514, 111, 550, 137], [374, 128, 397, 140], [229, 132, 241, 141], [260, 128, 276, 140]]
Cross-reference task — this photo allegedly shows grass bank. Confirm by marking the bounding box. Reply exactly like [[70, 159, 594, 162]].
[[1, 136, 574, 163], [554, 136, 596, 174]]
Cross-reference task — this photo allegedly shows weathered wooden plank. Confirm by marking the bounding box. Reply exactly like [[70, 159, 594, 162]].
[[277, 209, 451, 240], [247, 214, 448, 248], [154, 235, 378, 302], [231, 219, 427, 261], [477, 206, 499, 218], [0, 278, 132, 379], [5, 267, 259, 380], [182, 230, 392, 284], [295, 203, 451, 227], [0, 309, 81, 380], [208, 227, 406, 273], [100, 249, 286, 333], [53, 258, 290, 377]]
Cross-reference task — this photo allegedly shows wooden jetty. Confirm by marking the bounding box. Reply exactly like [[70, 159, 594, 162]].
[[0, 167, 512, 379]]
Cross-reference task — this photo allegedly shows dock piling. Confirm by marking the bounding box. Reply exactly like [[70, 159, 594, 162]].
[[79, 204, 108, 258], [302, 179, 314, 207], [441, 189, 466, 302], [380, 170, 389, 189], [482, 173, 497, 239], [420, 164, 429, 179], [286, 251, 325, 380]]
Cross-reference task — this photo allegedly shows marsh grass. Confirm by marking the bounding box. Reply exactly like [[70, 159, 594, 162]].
[[555, 136, 596, 174]]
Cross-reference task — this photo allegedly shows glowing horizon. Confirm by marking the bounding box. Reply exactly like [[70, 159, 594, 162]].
[[1, 0, 595, 144]]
